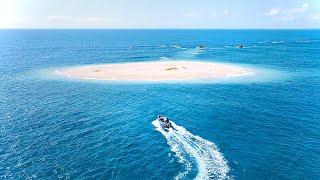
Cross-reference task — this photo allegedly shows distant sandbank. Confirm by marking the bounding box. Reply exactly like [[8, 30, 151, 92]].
[[54, 61, 255, 82]]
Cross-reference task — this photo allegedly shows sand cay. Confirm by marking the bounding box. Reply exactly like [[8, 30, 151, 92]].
[[55, 61, 255, 82]]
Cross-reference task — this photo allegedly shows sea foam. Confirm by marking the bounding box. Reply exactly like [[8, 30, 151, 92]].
[[152, 120, 230, 180]]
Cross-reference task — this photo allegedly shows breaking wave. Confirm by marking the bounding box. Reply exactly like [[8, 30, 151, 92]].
[[170, 45, 187, 49], [272, 41, 285, 44], [152, 120, 230, 180]]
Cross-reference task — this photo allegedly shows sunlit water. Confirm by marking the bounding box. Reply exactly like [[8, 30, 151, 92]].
[[0, 30, 319, 179]]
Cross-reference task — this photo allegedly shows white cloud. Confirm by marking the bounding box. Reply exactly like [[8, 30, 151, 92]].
[[312, 13, 320, 20], [183, 13, 194, 17], [265, 3, 310, 22], [82, 17, 106, 23], [211, 12, 217, 17], [265, 9, 280, 16], [302, 3, 309, 9], [265, 3, 310, 16], [46, 16, 115, 27], [288, 3, 309, 14], [48, 16, 73, 22], [224, 9, 230, 16]]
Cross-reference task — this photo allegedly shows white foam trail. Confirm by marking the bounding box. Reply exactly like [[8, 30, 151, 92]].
[[294, 40, 311, 43], [175, 48, 203, 59], [171, 45, 186, 49], [160, 56, 170, 60], [152, 120, 230, 180], [272, 41, 285, 44]]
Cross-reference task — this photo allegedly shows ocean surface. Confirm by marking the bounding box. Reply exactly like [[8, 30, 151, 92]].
[[0, 29, 319, 179]]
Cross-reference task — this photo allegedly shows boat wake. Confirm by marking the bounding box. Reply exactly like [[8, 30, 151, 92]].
[[152, 120, 230, 180], [174, 47, 204, 59]]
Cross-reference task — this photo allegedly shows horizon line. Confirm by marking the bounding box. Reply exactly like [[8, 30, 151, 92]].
[[0, 28, 319, 30]]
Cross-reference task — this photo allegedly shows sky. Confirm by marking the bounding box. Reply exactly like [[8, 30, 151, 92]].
[[0, 0, 319, 29]]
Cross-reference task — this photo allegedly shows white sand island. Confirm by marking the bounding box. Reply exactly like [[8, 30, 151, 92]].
[[54, 61, 255, 82]]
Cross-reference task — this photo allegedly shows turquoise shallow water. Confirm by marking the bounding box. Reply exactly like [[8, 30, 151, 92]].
[[0, 30, 319, 179]]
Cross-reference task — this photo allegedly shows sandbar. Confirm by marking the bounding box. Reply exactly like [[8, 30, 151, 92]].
[[54, 61, 255, 81]]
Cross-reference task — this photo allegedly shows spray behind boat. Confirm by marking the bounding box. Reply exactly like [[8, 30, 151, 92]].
[[152, 116, 230, 179]]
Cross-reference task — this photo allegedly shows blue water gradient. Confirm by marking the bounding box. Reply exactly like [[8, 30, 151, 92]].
[[0, 30, 319, 179]]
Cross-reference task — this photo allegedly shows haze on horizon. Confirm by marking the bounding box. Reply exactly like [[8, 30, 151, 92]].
[[0, 0, 319, 29]]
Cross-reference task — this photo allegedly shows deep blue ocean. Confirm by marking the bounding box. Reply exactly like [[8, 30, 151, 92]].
[[0, 30, 319, 179]]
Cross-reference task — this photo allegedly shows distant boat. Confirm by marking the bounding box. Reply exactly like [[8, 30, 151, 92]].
[[236, 44, 244, 48], [198, 45, 205, 49]]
